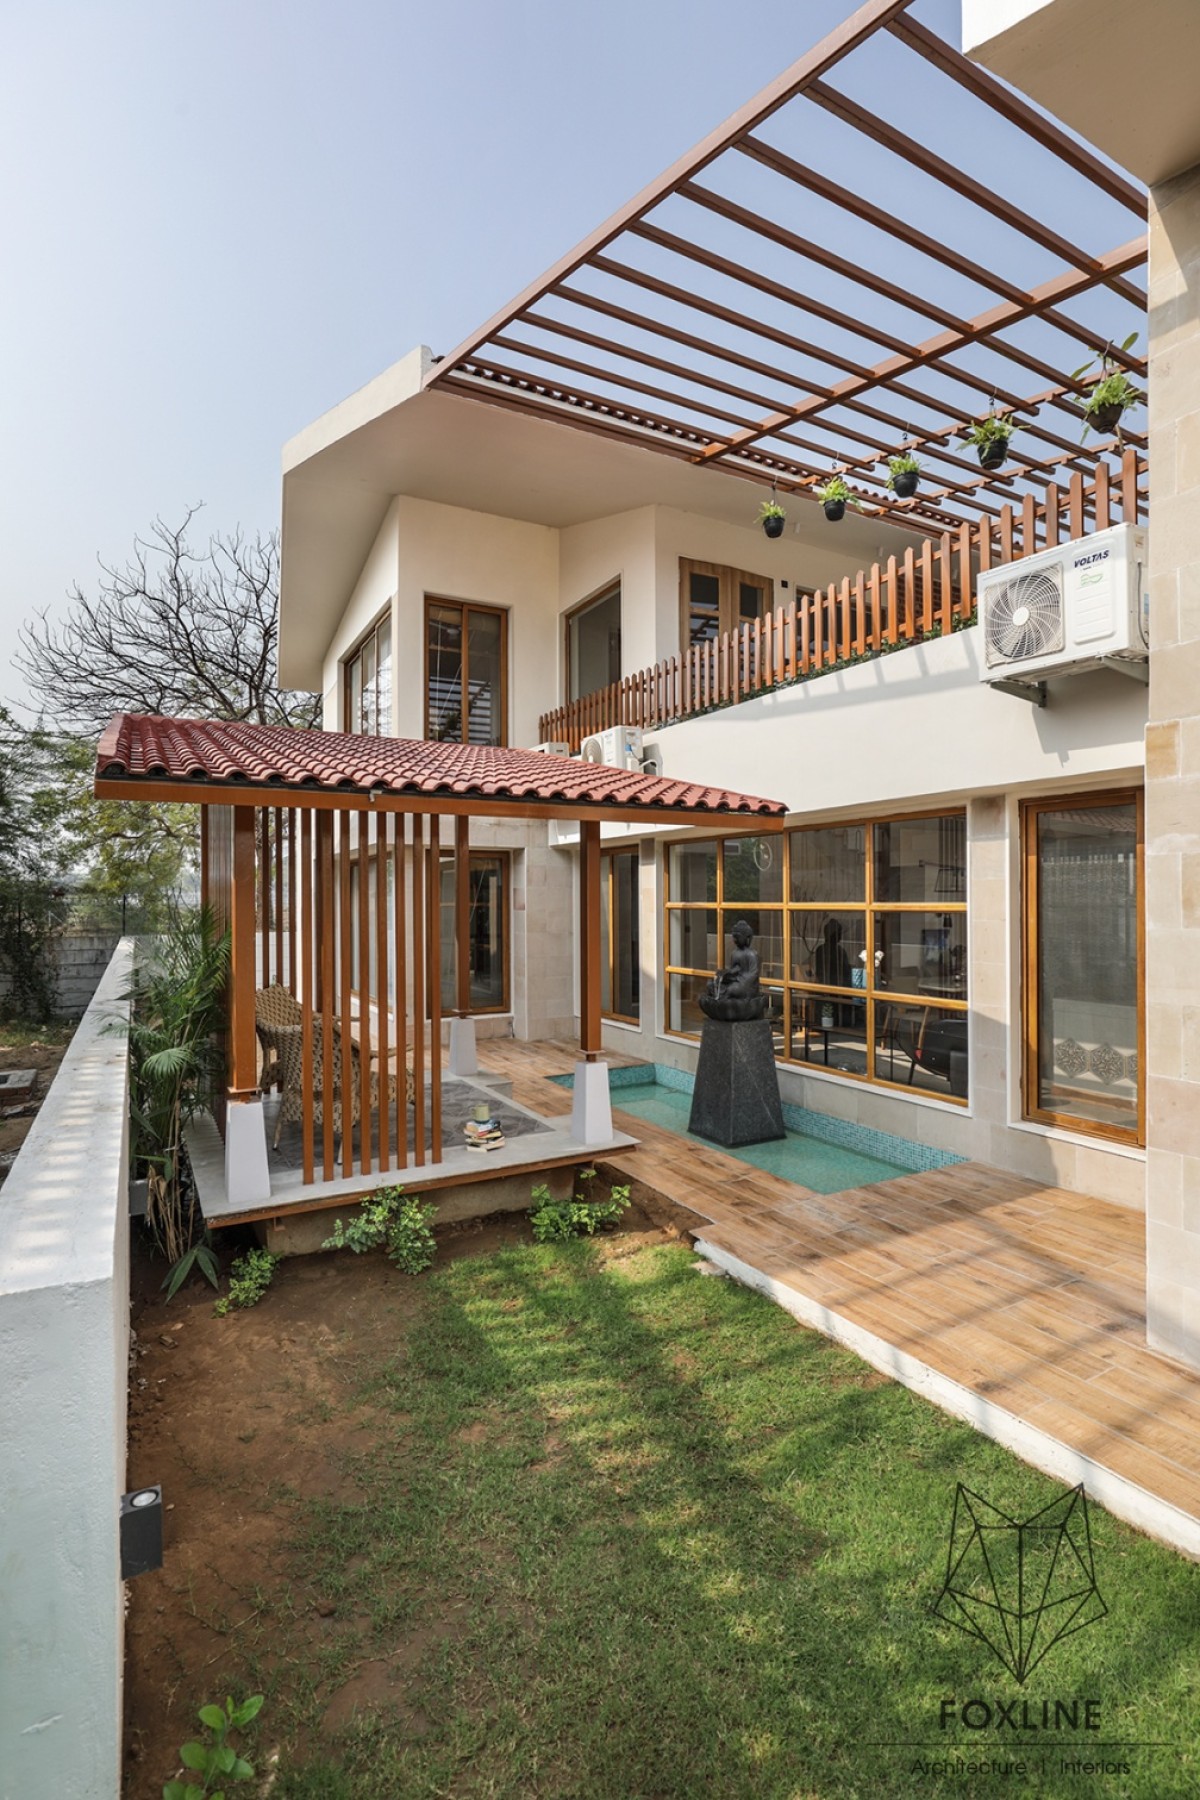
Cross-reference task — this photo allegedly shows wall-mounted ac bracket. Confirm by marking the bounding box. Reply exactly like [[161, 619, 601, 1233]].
[[1100, 657, 1149, 685], [990, 676, 1047, 707]]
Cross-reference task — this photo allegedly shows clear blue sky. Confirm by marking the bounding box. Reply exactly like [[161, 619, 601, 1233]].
[[3, 0, 1123, 714]]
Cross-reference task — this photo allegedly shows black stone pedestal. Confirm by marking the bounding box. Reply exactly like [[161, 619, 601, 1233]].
[[688, 1017, 785, 1147]]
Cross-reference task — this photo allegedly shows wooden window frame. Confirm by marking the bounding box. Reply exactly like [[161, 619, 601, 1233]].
[[1021, 788, 1145, 1146], [341, 605, 394, 737], [678, 558, 774, 652], [564, 578, 621, 704], [662, 809, 969, 1105], [424, 596, 509, 747], [602, 845, 640, 1025]]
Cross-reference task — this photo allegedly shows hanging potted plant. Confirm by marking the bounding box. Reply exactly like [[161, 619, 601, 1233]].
[[814, 475, 862, 523], [1072, 333, 1142, 436], [886, 452, 921, 500], [757, 497, 786, 540], [963, 412, 1014, 471]]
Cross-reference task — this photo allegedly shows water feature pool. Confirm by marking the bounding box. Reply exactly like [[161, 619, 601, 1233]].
[[550, 1064, 963, 1196]]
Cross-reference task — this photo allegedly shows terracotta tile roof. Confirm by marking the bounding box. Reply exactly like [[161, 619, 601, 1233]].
[[95, 715, 786, 819]]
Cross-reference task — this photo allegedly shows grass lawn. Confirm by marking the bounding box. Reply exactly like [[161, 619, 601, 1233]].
[[138, 1233, 1200, 1799]]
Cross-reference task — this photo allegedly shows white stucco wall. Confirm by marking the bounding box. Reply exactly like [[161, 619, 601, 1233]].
[[320, 500, 400, 728], [0, 940, 134, 1800]]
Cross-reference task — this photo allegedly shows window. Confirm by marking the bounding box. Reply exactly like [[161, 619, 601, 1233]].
[[664, 812, 969, 1101], [438, 851, 510, 1013], [601, 847, 640, 1023], [425, 599, 507, 745], [1022, 792, 1142, 1143], [679, 559, 773, 650], [343, 610, 393, 736], [566, 582, 621, 701]]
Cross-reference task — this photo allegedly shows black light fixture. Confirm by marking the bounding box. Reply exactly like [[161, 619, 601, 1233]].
[[120, 1485, 164, 1579]]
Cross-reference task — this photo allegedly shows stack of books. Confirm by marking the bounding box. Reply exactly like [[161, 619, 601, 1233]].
[[463, 1113, 506, 1153]]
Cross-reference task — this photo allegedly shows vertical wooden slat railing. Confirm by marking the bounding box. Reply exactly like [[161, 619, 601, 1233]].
[[537, 456, 1147, 751]]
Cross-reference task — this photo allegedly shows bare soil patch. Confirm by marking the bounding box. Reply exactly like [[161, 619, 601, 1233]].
[[122, 1193, 679, 1797], [0, 1022, 74, 1183]]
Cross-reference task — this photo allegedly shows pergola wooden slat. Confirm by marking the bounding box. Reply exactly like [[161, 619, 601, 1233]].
[[425, 0, 1147, 531]]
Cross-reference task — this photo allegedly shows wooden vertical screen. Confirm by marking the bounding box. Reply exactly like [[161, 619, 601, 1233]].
[[318, 812, 335, 1180], [357, 813, 372, 1177], [579, 821, 602, 1060], [375, 812, 390, 1174], [428, 816, 442, 1166], [411, 815, 426, 1167], [455, 815, 470, 1017], [337, 811, 354, 1180], [300, 810, 315, 1185], [229, 807, 260, 1101], [394, 814, 409, 1168]]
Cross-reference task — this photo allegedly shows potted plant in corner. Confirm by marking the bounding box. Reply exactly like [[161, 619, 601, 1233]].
[[887, 452, 921, 499], [758, 497, 786, 539], [1072, 333, 1143, 436], [814, 475, 862, 523], [963, 412, 1014, 471]]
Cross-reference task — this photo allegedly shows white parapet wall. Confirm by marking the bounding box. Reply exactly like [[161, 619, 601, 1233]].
[[0, 938, 135, 1799]]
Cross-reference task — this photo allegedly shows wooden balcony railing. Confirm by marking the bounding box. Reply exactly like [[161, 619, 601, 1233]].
[[539, 452, 1147, 752]]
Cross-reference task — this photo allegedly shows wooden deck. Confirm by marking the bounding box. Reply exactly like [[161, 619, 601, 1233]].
[[481, 1038, 1200, 1554]]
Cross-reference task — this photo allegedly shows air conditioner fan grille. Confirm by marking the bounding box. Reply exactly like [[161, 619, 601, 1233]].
[[985, 567, 1064, 665]]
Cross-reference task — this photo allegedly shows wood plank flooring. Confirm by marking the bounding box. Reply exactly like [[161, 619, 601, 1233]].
[[481, 1038, 1200, 1541]]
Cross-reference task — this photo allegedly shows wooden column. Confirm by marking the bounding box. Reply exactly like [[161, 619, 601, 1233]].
[[228, 806, 260, 1101], [455, 814, 471, 1016], [579, 820, 602, 1061]]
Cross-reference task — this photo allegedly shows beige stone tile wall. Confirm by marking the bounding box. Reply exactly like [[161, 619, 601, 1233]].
[[1146, 160, 1200, 1370]]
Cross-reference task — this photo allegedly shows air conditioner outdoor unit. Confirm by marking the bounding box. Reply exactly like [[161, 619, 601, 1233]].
[[529, 741, 571, 756], [580, 724, 644, 769], [978, 523, 1148, 686]]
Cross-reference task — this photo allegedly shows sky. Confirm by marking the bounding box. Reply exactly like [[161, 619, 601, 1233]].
[[1, 0, 1129, 719]]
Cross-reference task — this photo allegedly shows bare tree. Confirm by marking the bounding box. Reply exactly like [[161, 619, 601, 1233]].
[[17, 508, 321, 735]]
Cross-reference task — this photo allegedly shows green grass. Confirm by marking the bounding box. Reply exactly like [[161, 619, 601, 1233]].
[[0, 1018, 73, 1051], [250, 1241, 1198, 1799]]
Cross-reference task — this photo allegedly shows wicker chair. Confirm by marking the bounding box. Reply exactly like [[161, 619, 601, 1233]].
[[271, 1014, 416, 1151], [255, 984, 303, 1092]]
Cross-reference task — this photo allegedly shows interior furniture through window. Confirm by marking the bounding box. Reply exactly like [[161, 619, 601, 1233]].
[[343, 609, 393, 736]]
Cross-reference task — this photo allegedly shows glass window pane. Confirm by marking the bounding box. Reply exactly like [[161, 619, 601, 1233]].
[[738, 580, 766, 622], [346, 655, 363, 737], [719, 909, 783, 984], [791, 989, 869, 1076], [427, 604, 464, 741], [375, 617, 392, 736], [688, 572, 721, 646], [1034, 802, 1138, 1130], [360, 636, 376, 735], [466, 609, 504, 745], [568, 584, 621, 701], [874, 815, 966, 903], [790, 911, 866, 987], [669, 840, 717, 904], [723, 835, 782, 905], [876, 1001, 969, 1098], [873, 912, 967, 998], [609, 850, 640, 1021], [439, 853, 507, 1012], [790, 825, 866, 904], [669, 971, 709, 1036], [599, 860, 612, 1016], [669, 908, 718, 971]]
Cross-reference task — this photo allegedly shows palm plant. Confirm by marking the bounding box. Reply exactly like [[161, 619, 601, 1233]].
[[124, 906, 230, 1266]]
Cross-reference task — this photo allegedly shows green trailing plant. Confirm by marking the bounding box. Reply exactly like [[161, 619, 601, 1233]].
[[322, 1185, 437, 1274], [214, 1247, 279, 1315], [529, 1168, 633, 1243], [124, 907, 230, 1266], [163, 1691, 262, 1800], [814, 475, 862, 509], [165, 1231, 220, 1301], [962, 412, 1014, 450], [1072, 333, 1143, 435], [756, 498, 786, 522]]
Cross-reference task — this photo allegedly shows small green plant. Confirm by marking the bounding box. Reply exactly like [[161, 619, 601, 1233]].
[[757, 498, 786, 521], [814, 474, 862, 509], [213, 1247, 279, 1316], [164, 1232, 219, 1301], [886, 452, 921, 487], [1072, 334, 1142, 435], [322, 1185, 437, 1274], [163, 1692, 262, 1800], [962, 412, 1014, 450], [529, 1169, 633, 1242]]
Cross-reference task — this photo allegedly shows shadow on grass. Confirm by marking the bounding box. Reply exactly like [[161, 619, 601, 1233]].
[[269, 1241, 1200, 1800]]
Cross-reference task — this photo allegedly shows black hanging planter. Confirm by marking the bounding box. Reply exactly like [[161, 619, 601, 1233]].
[[891, 469, 919, 499], [823, 499, 846, 523], [1088, 400, 1125, 434], [762, 513, 785, 539], [978, 439, 1008, 471]]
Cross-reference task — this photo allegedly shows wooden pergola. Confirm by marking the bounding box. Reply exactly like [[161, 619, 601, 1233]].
[[96, 716, 785, 1212], [426, 0, 1147, 535]]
